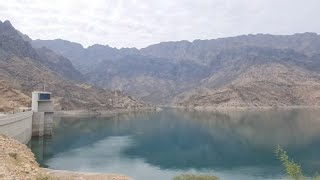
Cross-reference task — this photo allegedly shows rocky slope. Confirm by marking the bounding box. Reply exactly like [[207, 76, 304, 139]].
[[0, 20, 148, 112], [86, 54, 210, 104], [175, 47, 320, 107], [32, 39, 211, 104], [0, 79, 30, 112], [32, 26, 320, 107], [176, 63, 320, 108], [0, 134, 51, 179], [36, 47, 84, 82]]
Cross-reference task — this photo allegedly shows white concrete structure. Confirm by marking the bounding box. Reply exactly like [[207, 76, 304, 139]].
[[32, 92, 54, 136], [0, 112, 33, 144], [0, 92, 55, 144], [32, 92, 53, 112]]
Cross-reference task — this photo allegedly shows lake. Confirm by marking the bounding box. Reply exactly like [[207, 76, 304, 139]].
[[30, 108, 320, 180]]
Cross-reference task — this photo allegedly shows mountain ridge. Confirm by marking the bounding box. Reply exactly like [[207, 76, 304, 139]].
[[29, 22, 320, 107], [0, 20, 149, 112]]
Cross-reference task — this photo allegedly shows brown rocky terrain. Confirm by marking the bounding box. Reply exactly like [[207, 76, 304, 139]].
[[33, 31, 320, 107], [173, 46, 320, 108], [0, 55, 147, 111], [0, 134, 51, 179], [0, 20, 149, 112], [0, 79, 30, 112], [175, 63, 320, 108]]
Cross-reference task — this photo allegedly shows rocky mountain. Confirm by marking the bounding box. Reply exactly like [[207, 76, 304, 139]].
[[35, 47, 84, 82], [175, 47, 320, 107], [33, 32, 320, 107], [140, 33, 320, 64], [0, 20, 148, 112], [85, 54, 210, 104], [32, 39, 211, 104], [32, 39, 139, 73]]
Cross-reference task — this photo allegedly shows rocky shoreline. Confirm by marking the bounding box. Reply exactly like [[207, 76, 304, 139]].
[[170, 105, 320, 111], [55, 106, 159, 117]]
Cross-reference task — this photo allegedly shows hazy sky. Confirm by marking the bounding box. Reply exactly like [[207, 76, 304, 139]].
[[0, 0, 319, 48]]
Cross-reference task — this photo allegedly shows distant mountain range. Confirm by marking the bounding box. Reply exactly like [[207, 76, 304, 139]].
[[1, 19, 320, 109], [32, 31, 320, 107], [0, 20, 147, 112]]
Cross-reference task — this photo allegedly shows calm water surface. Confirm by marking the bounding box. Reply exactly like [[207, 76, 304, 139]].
[[30, 108, 320, 180]]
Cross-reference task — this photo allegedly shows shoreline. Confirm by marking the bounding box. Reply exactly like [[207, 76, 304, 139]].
[[54, 106, 160, 117], [168, 105, 320, 111], [46, 169, 132, 180]]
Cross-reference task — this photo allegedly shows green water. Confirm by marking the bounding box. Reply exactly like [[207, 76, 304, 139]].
[[30, 108, 320, 180]]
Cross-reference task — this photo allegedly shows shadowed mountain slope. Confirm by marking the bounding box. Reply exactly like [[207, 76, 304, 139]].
[[0, 20, 148, 112]]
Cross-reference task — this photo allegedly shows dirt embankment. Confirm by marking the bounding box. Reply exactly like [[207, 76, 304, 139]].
[[0, 134, 49, 180]]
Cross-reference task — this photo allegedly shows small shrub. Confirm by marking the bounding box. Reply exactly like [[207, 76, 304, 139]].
[[275, 145, 305, 180], [8, 152, 18, 159], [173, 174, 219, 180]]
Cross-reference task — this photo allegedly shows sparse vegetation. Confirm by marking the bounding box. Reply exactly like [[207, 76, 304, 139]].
[[173, 146, 320, 180], [276, 145, 320, 180], [8, 152, 18, 160], [173, 174, 219, 180], [276, 145, 305, 180]]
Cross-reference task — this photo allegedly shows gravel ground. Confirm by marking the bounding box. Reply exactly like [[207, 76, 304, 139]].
[[0, 134, 48, 180]]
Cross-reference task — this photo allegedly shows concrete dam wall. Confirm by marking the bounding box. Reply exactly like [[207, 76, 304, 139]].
[[0, 112, 33, 144], [0, 91, 54, 144]]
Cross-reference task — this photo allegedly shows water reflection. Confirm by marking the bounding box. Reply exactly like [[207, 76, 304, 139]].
[[30, 108, 320, 179]]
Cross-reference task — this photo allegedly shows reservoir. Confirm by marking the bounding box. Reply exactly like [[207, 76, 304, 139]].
[[30, 108, 320, 179]]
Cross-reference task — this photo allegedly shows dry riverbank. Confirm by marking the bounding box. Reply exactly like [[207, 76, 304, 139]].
[[0, 134, 131, 180], [170, 105, 320, 111], [55, 107, 160, 118]]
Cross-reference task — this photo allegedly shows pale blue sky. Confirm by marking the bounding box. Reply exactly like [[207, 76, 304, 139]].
[[0, 0, 319, 48]]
